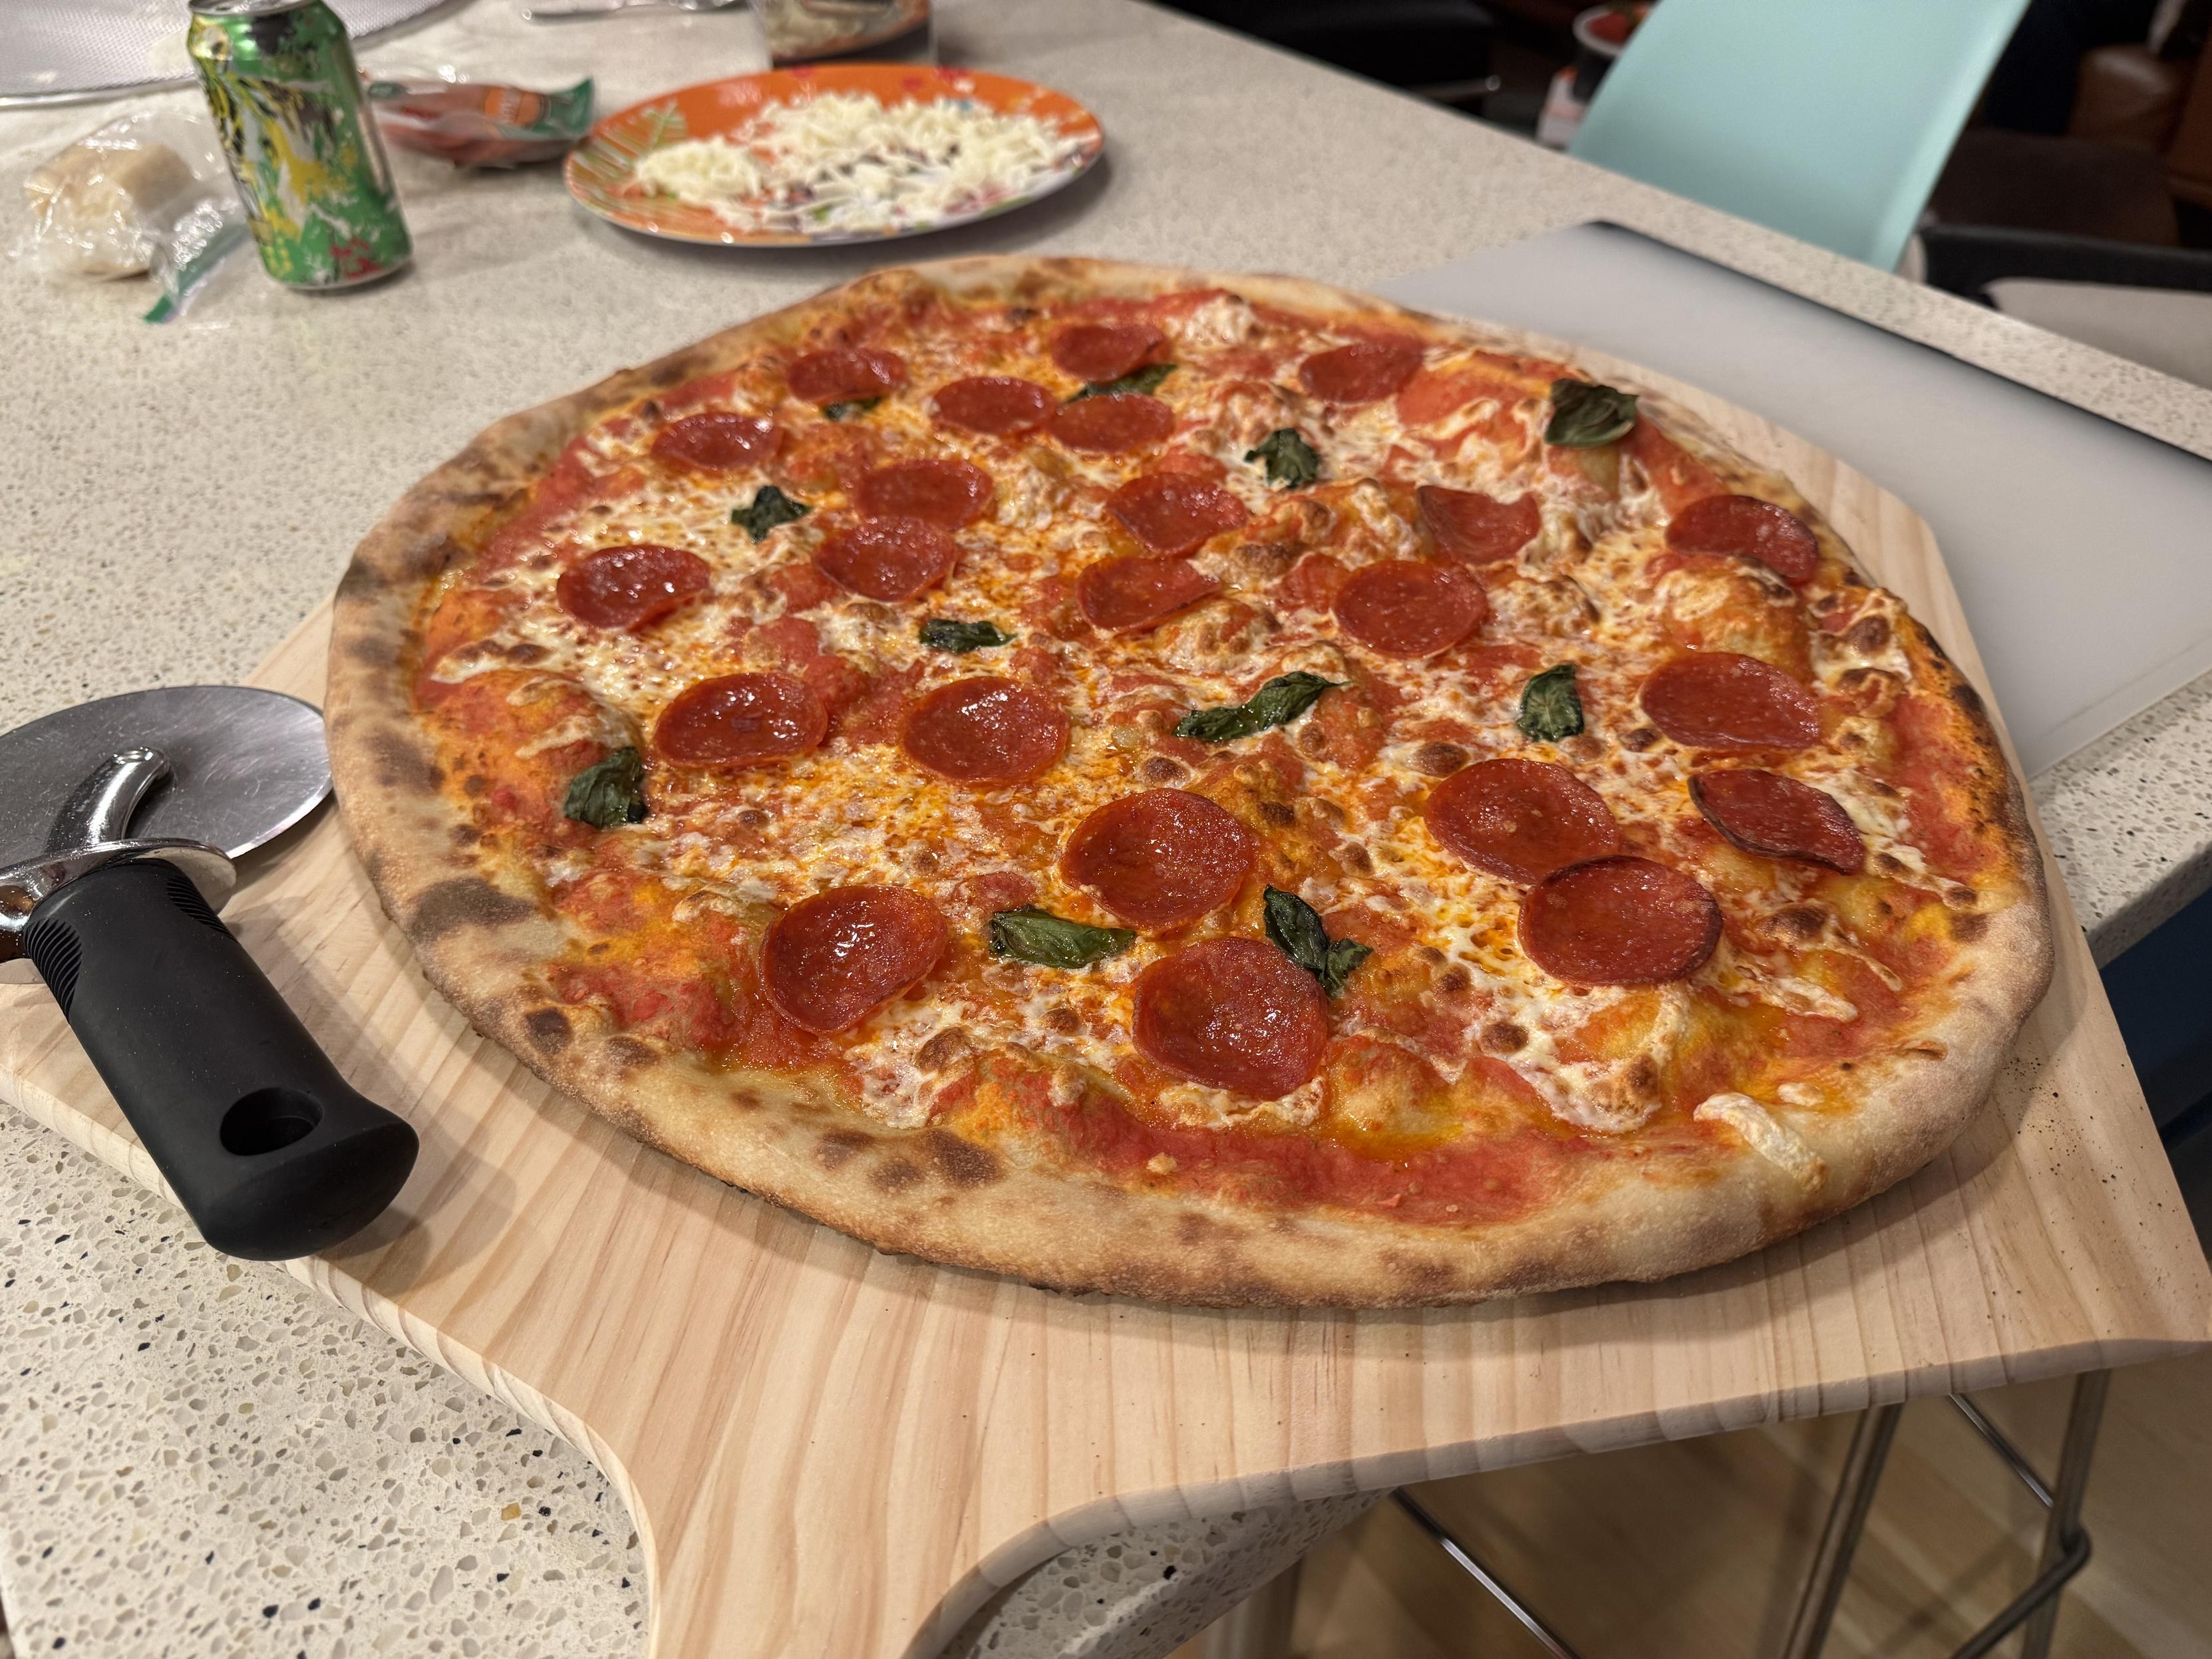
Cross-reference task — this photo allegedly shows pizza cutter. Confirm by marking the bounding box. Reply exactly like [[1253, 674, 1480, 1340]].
[[0, 686, 416, 1261]]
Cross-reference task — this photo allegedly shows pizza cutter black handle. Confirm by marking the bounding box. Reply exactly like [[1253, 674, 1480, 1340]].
[[21, 859, 418, 1261]]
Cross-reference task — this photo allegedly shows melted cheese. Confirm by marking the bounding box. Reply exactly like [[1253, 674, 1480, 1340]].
[[417, 287, 1987, 1150], [1694, 1094, 1827, 1190]]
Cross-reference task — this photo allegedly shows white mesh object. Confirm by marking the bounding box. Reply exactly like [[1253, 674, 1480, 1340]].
[[3, 0, 451, 106]]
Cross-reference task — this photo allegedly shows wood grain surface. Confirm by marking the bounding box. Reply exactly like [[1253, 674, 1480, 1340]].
[[3, 341, 2205, 1659]]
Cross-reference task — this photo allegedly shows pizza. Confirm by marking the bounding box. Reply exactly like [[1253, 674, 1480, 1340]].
[[327, 256, 2052, 1306]]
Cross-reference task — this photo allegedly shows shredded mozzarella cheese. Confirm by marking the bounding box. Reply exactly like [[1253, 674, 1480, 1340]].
[[631, 92, 1086, 237]]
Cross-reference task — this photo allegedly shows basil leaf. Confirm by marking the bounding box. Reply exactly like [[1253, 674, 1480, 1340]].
[[1544, 378, 1639, 448], [1069, 362, 1176, 401], [1245, 428, 1321, 489], [1263, 886, 1372, 998], [732, 484, 810, 541], [988, 906, 1136, 970], [823, 398, 879, 422], [1517, 663, 1585, 742], [919, 617, 1015, 653], [1174, 671, 1343, 744], [563, 746, 648, 830]]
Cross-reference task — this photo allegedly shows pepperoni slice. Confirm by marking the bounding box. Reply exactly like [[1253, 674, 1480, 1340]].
[[1666, 494, 1819, 584], [1331, 561, 1488, 658], [855, 458, 993, 526], [653, 673, 827, 766], [1059, 789, 1255, 930], [814, 516, 958, 601], [1519, 856, 1722, 986], [1048, 393, 1177, 454], [1076, 556, 1221, 633], [761, 885, 945, 1034], [1051, 321, 1166, 383], [1425, 758, 1620, 884], [556, 544, 711, 631], [1106, 472, 1251, 555], [1691, 770, 1865, 874], [1132, 937, 1330, 1098], [651, 412, 781, 471], [899, 677, 1068, 784], [786, 347, 907, 405], [933, 376, 1054, 436], [1299, 339, 1424, 404], [1418, 485, 1543, 563], [1641, 652, 1822, 751]]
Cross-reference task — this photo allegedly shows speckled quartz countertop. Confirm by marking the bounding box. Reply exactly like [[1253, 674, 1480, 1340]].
[[5, 1, 2212, 1653]]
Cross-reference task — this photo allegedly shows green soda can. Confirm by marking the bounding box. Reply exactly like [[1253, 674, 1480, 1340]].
[[186, 0, 412, 290]]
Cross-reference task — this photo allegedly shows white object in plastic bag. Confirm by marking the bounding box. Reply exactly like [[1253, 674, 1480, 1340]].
[[23, 111, 228, 279]]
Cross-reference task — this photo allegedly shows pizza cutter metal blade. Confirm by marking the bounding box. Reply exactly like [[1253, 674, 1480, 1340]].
[[0, 686, 417, 1261]]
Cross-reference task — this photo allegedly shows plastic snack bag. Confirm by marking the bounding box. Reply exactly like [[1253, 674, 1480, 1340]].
[[142, 196, 253, 325], [365, 73, 594, 167], [23, 111, 228, 279]]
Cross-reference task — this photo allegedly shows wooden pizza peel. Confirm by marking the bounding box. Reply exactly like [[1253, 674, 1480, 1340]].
[[3, 341, 2206, 1659]]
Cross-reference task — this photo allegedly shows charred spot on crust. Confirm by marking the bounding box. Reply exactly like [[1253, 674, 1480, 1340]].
[[367, 730, 440, 792], [335, 560, 393, 604], [410, 876, 534, 939], [648, 352, 716, 390], [1412, 742, 1468, 778], [452, 824, 479, 846], [1176, 1211, 1222, 1245], [1381, 1252, 1457, 1296], [871, 1157, 923, 1193], [524, 1008, 572, 1052], [342, 629, 400, 667], [1950, 678, 1984, 715], [1949, 911, 1990, 942], [923, 1129, 1002, 1188], [607, 1036, 659, 1070], [816, 1128, 873, 1171]]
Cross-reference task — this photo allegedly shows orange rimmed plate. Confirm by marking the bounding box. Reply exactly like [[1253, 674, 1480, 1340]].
[[563, 64, 1105, 248]]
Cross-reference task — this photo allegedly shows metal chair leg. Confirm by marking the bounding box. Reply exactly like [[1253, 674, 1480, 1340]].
[[1780, 1402, 1906, 1659], [1378, 1372, 2108, 1659], [2016, 1369, 2110, 1659]]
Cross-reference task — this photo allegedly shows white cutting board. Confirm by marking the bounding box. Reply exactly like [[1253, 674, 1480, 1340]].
[[1382, 223, 2212, 776]]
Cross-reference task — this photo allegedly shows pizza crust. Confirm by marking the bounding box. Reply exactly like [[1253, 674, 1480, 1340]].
[[326, 256, 2053, 1306]]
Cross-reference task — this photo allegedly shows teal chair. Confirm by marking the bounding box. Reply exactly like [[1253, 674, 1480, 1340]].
[[1569, 0, 2034, 270]]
